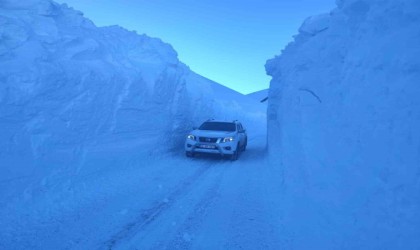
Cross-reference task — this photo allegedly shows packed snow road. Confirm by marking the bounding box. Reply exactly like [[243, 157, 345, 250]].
[[1, 130, 284, 250], [102, 136, 283, 250]]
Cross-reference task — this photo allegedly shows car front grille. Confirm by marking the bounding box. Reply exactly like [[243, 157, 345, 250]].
[[199, 137, 218, 143]]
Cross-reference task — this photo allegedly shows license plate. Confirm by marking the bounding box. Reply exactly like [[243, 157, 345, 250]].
[[198, 144, 216, 149]]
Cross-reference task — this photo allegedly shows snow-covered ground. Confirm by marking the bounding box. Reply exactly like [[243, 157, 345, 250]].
[[266, 0, 420, 248], [2, 0, 420, 249], [1, 132, 274, 249]]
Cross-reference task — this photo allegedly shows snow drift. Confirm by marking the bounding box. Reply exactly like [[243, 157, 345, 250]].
[[0, 0, 265, 203], [266, 0, 420, 248]]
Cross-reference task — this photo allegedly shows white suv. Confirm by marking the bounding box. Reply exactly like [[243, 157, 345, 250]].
[[185, 120, 247, 160]]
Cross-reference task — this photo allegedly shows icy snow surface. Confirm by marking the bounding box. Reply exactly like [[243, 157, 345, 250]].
[[0, 1, 270, 248], [266, 0, 420, 248]]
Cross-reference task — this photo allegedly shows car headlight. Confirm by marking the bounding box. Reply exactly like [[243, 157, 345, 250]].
[[187, 134, 196, 140], [222, 137, 234, 143]]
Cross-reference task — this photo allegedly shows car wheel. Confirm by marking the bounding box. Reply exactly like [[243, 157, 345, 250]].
[[242, 138, 247, 151], [230, 144, 240, 161], [186, 151, 194, 158]]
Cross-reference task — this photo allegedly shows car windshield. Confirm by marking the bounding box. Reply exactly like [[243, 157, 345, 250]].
[[199, 122, 236, 132]]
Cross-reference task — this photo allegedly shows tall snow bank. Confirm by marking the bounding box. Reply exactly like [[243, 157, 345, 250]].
[[266, 0, 420, 248], [0, 0, 265, 202]]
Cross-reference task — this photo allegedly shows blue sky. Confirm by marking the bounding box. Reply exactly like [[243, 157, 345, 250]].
[[57, 0, 336, 94]]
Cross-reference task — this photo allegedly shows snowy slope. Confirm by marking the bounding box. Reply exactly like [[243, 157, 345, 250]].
[[0, 0, 265, 205], [246, 89, 268, 102], [266, 0, 420, 248]]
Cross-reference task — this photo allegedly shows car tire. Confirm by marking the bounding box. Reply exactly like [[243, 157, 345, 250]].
[[186, 151, 194, 158], [230, 144, 240, 161], [242, 138, 247, 151]]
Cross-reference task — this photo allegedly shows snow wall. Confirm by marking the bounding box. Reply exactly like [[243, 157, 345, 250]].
[[0, 0, 265, 202], [266, 0, 420, 248]]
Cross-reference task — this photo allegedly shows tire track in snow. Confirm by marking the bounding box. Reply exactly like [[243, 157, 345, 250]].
[[101, 136, 266, 249], [222, 159, 282, 250], [156, 165, 225, 249], [100, 160, 218, 250], [153, 142, 267, 249]]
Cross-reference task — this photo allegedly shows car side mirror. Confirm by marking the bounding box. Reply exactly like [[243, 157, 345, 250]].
[[193, 126, 198, 130]]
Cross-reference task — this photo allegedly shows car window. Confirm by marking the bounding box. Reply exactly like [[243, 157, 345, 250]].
[[199, 122, 236, 132]]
